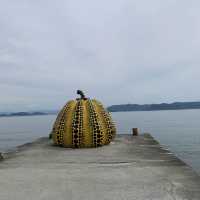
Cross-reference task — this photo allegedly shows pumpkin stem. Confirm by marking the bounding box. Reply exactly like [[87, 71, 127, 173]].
[[77, 90, 87, 100]]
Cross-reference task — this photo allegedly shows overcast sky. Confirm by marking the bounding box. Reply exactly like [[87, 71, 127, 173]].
[[0, 0, 200, 111]]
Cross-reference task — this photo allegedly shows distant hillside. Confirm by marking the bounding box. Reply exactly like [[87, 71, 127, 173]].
[[0, 112, 50, 117], [107, 101, 200, 112]]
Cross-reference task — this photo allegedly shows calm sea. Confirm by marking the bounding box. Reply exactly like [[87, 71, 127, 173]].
[[0, 110, 200, 174]]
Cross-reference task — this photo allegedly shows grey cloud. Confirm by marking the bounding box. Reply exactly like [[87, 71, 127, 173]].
[[0, 0, 200, 111]]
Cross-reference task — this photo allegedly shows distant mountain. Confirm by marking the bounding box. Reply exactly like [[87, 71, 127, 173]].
[[2, 101, 200, 116], [107, 101, 200, 112], [0, 111, 57, 117]]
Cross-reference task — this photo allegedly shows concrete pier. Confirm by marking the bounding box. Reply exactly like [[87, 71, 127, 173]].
[[0, 134, 200, 200]]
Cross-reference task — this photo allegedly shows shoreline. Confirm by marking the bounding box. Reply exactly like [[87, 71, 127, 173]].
[[1, 134, 200, 176], [0, 137, 48, 160], [0, 133, 199, 175], [0, 134, 200, 199], [109, 108, 200, 112], [0, 113, 56, 118]]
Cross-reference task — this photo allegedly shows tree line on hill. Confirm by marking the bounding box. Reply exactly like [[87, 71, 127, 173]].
[[107, 101, 200, 112]]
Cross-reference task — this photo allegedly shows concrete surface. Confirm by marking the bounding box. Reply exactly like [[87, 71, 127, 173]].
[[0, 134, 200, 200]]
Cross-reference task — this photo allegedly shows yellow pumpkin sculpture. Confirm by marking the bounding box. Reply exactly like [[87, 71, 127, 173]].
[[51, 90, 116, 148]]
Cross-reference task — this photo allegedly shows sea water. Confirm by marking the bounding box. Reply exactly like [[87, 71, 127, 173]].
[[0, 110, 200, 174]]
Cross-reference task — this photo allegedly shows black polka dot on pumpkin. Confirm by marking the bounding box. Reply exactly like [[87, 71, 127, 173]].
[[74, 129, 78, 133], [74, 139, 78, 143]]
